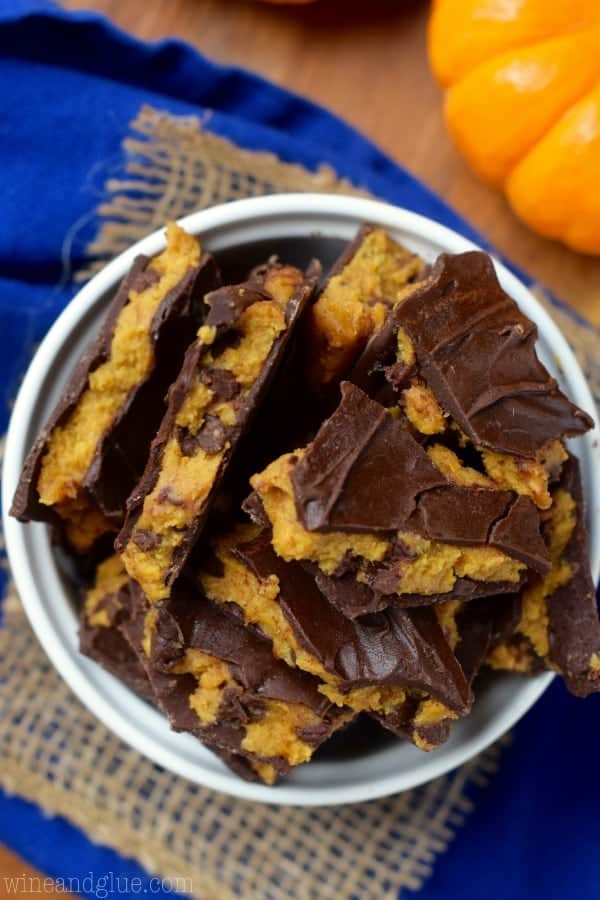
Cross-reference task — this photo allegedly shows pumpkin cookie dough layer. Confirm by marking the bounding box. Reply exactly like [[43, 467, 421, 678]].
[[249, 383, 549, 617], [352, 251, 592, 510], [487, 456, 600, 697], [117, 260, 319, 603], [121, 577, 351, 784], [11, 224, 219, 551], [199, 527, 472, 739], [306, 225, 425, 386]]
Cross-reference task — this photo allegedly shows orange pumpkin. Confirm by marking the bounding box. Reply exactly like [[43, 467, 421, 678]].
[[428, 1, 600, 255]]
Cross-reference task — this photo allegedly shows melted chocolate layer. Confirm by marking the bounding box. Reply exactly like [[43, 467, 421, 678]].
[[455, 594, 522, 686], [546, 457, 600, 696], [79, 582, 156, 705], [234, 531, 472, 715], [292, 381, 446, 532], [291, 382, 550, 572], [483, 456, 600, 696], [204, 283, 271, 329], [11, 251, 220, 531], [392, 252, 592, 458], [312, 563, 523, 618]]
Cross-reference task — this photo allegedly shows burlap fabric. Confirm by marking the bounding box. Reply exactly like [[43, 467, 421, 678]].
[[1, 105, 597, 899]]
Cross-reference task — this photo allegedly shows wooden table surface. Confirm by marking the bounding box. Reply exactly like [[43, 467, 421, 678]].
[[68, 0, 600, 326], [2, 0, 599, 888]]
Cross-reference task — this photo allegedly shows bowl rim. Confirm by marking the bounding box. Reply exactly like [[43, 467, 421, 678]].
[[2, 192, 599, 807]]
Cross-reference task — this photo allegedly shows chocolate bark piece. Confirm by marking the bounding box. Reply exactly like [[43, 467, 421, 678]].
[[253, 445, 537, 605], [110, 585, 270, 784], [454, 600, 502, 686], [291, 383, 548, 576], [79, 557, 155, 704], [227, 530, 471, 717], [11, 224, 220, 553], [123, 578, 348, 784], [370, 696, 454, 750], [487, 456, 600, 697], [117, 261, 320, 604], [311, 562, 523, 618], [192, 743, 266, 784], [390, 251, 593, 459], [545, 459, 600, 696], [292, 380, 446, 532], [243, 491, 524, 613], [348, 300, 414, 402], [305, 225, 425, 386], [249, 384, 548, 603], [375, 591, 523, 749], [446, 593, 523, 687], [349, 253, 590, 511]]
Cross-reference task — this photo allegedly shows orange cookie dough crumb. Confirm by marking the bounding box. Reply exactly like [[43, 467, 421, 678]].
[[414, 698, 457, 729], [242, 700, 324, 767], [142, 605, 159, 658], [250, 762, 278, 785], [487, 640, 537, 674], [84, 554, 128, 628], [64, 503, 115, 555], [480, 440, 568, 511], [434, 599, 462, 651], [407, 698, 458, 751], [518, 488, 575, 658], [427, 445, 493, 489], [396, 326, 416, 366], [403, 383, 446, 435], [396, 533, 523, 595], [173, 648, 234, 724], [307, 228, 423, 385]]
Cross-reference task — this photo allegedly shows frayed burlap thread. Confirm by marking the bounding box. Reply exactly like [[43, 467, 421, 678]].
[[76, 105, 368, 281], [3, 103, 598, 899]]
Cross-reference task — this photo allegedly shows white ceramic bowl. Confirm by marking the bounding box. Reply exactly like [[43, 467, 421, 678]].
[[3, 194, 600, 807]]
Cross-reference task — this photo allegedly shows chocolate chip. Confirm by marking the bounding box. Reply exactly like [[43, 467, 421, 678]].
[[204, 283, 271, 329], [200, 368, 241, 402], [178, 416, 230, 456], [131, 529, 162, 551]]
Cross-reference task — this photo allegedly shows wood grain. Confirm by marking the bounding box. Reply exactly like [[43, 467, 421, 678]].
[[0, 844, 67, 896], [1, 0, 598, 888], [58, 0, 600, 324]]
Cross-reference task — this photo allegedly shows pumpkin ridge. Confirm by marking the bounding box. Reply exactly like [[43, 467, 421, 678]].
[[429, 1, 600, 253], [506, 80, 600, 254], [429, 0, 600, 87], [444, 26, 600, 189]]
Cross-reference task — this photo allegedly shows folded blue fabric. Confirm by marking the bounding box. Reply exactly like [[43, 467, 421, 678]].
[[1, 3, 599, 898]]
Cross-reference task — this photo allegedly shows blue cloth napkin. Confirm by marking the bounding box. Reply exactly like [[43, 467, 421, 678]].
[[1, 3, 599, 898]]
